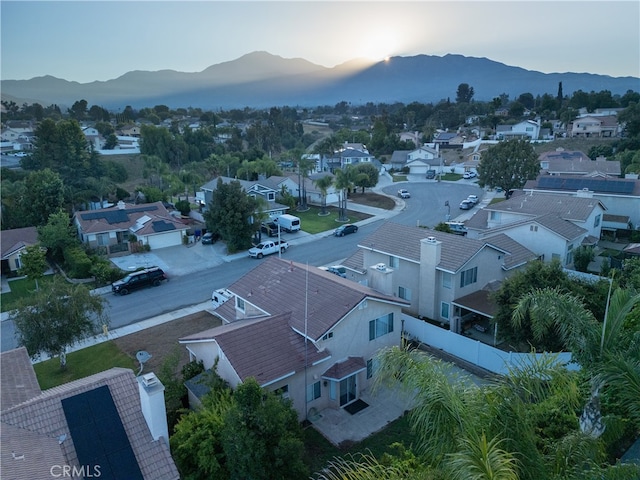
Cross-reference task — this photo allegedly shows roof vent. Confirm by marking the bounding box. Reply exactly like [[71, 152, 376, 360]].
[[141, 372, 159, 388], [426, 236, 437, 243], [117, 200, 125, 210], [375, 263, 386, 271]]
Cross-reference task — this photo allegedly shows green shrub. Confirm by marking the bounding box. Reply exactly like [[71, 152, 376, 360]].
[[90, 260, 124, 286], [63, 246, 92, 278], [175, 199, 191, 216]]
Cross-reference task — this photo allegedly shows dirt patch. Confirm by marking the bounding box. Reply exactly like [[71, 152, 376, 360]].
[[348, 192, 396, 210], [112, 310, 221, 373]]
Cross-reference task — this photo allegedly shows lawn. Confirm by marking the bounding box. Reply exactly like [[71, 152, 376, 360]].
[[1, 275, 57, 313], [294, 206, 372, 234], [33, 341, 136, 390]]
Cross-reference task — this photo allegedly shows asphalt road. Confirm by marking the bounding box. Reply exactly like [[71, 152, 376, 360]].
[[1, 180, 484, 352]]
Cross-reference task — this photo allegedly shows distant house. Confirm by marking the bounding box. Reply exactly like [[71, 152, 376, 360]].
[[389, 146, 439, 173], [321, 147, 377, 172], [1, 347, 179, 480], [433, 132, 464, 148], [465, 191, 606, 267], [180, 257, 409, 421], [0, 226, 38, 274], [496, 120, 541, 140], [569, 115, 619, 138], [82, 126, 104, 150], [119, 124, 141, 137], [539, 149, 621, 177], [199, 176, 290, 219], [74, 201, 189, 254]]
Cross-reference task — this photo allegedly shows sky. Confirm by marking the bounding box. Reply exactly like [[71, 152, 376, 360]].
[[1, 1, 639, 83]]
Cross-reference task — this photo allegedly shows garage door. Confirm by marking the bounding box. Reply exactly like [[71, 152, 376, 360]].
[[146, 231, 183, 250], [409, 165, 428, 175]]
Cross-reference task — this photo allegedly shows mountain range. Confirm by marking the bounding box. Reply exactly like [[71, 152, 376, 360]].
[[2, 51, 639, 111]]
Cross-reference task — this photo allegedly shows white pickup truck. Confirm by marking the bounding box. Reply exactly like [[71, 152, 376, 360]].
[[248, 240, 289, 259]]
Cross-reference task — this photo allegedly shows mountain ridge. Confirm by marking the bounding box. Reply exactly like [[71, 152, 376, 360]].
[[2, 52, 638, 110]]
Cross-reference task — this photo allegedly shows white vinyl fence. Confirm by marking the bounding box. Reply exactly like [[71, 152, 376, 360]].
[[403, 315, 577, 375]]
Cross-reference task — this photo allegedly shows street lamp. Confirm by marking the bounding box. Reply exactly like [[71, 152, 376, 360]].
[[445, 201, 450, 221]]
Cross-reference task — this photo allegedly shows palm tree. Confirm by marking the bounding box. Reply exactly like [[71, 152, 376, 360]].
[[334, 166, 355, 222], [313, 174, 333, 216]]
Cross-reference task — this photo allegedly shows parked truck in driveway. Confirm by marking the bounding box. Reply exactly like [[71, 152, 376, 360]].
[[248, 240, 289, 258]]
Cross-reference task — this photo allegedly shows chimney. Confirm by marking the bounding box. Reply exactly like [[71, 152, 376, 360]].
[[368, 263, 394, 296], [117, 200, 126, 210], [137, 372, 169, 445], [419, 237, 442, 318]]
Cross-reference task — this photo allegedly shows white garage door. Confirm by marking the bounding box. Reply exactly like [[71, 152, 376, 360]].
[[409, 165, 428, 175], [146, 231, 183, 250]]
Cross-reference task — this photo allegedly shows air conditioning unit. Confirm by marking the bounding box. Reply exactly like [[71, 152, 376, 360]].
[[141, 373, 159, 388]]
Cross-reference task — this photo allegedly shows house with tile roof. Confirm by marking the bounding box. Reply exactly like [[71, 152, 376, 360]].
[[74, 201, 189, 254], [0, 226, 38, 274], [539, 149, 621, 177], [465, 191, 607, 266], [321, 146, 378, 172], [389, 145, 439, 174], [179, 257, 409, 421], [0, 347, 179, 480], [348, 222, 538, 330], [522, 175, 640, 232]]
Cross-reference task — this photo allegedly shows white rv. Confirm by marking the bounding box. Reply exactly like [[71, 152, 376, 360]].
[[274, 214, 301, 233]]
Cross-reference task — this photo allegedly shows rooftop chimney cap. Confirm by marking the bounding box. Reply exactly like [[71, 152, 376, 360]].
[[141, 372, 159, 388], [426, 236, 437, 243], [117, 200, 125, 210], [375, 263, 386, 271]]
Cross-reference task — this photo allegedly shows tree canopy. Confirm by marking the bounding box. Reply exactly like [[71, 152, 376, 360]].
[[11, 280, 108, 368], [204, 178, 259, 252], [477, 139, 540, 193]]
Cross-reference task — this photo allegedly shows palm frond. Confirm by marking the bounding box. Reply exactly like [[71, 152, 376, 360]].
[[447, 432, 519, 480]]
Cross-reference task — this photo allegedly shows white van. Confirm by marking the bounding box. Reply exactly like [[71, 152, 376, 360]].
[[211, 288, 232, 308], [274, 214, 301, 233]]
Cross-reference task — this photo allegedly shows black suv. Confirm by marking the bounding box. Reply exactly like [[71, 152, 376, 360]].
[[112, 266, 167, 295]]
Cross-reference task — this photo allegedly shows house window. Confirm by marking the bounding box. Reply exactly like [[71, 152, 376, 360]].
[[441, 302, 450, 319], [460, 267, 478, 288], [442, 272, 452, 289], [398, 286, 411, 301], [594, 215, 601, 227], [369, 313, 394, 341], [388, 255, 399, 268], [96, 233, 109, 246], [489, 211, 501, 221], [367, 358, 380, 379], [306, 381, 321, 402], [530, 225, 538, 232], [322, 332, 334, 341], [274, 385, 289, 399], [236, 297, 245, 312], [268, 192, 275, 201]]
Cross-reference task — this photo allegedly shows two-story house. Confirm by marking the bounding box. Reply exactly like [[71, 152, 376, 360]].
[[569, 115, 619, 138], [321, 147, 377, 172], [179, 257, 409, 421], [465, 191, 607, 266], [496, 120, 541, 140], [389, 145, 439, 174], [346, 222, 538, 331]]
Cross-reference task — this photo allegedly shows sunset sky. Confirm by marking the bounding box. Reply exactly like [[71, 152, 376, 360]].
[[2, 1, 639, 83]]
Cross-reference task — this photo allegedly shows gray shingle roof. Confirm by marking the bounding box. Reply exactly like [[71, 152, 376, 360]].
[[1, 347, 41, 411], [483, 233, 539, 270], [357, 222, 488, 273], [0, 353, 179, 480], [486, 191, 604, 222], [0, 227, 38, 259]]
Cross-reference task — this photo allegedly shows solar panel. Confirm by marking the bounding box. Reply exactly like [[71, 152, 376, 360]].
[[538, 176, 635, 194], [62, 385, 143, 480], [80, 205, 159, 224], [152, 220, 176, 233]]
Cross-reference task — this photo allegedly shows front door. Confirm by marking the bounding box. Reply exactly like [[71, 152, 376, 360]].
[[339, 374, 357, 406]]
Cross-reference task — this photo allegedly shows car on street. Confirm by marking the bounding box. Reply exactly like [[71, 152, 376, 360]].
[[201, 232, 219, 244], [459, 200, 473, 210], [397, 189, 410, 198], [463, 171, 477, 179], [111, 266, 167, 295], [319, 265, 347, 278], [334, 224, 358, 236], [466, 194, 479, 205]]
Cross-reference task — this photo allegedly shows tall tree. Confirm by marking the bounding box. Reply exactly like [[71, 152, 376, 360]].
[[11, 280, 108, 369], [353, 162, 379, 193], [17, 244, 48, 291], [477, 139, 540, 194], [456, 83, 475, 103], [334, 166, 355, 222], [205, 178, 258, 253], [24, 168, 66, 226], [314, 174, 334, 215], [557, 82, 564, 108]]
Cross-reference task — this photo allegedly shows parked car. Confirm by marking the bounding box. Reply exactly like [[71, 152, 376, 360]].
[[397, 189, 410, 198], [426, 169, 436, 179], [459, 200, 473, 210], [445, 221, 468, 236], [466, 194, 479, 205], [319, 265, 347, 278], [334, 224, 358, 236], [463, 171, 477, 179], [112, 266, 167, 295], [201, 232, 219, 244], [260, 222, 279, 237]]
